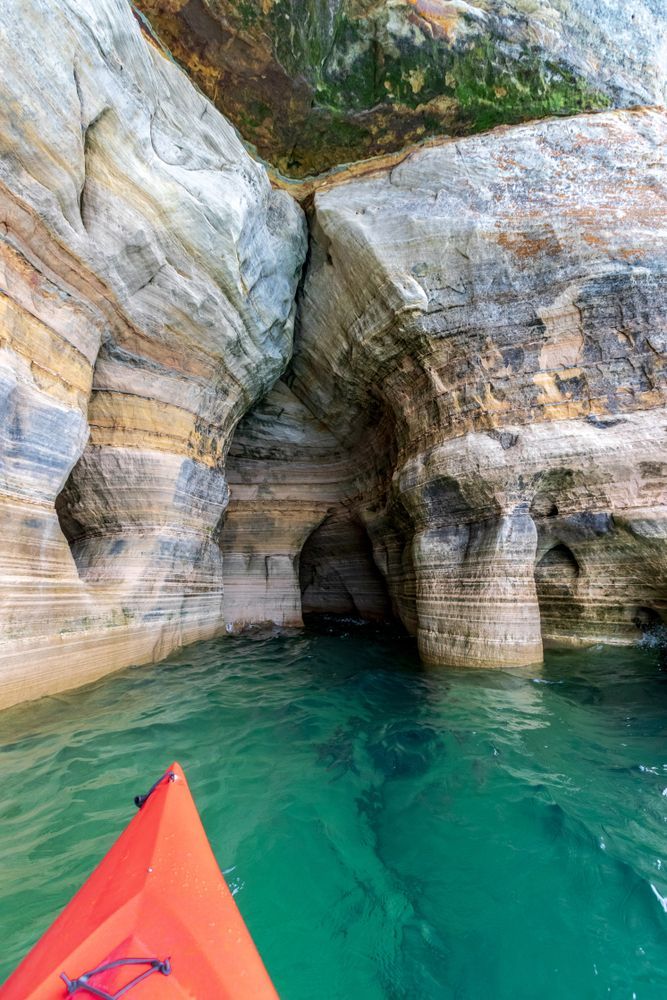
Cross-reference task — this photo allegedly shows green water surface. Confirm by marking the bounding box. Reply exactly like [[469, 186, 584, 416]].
[[1, 628, 667, 998]]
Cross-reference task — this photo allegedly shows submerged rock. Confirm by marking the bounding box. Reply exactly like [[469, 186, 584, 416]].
[[366, 721, 443, 778]]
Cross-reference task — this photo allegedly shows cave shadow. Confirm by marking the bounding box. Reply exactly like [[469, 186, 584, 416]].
[[299, 512, 407, 639]]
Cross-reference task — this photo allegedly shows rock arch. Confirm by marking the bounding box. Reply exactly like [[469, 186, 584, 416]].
[[535, 542, 582, 642], [299, 514, 393, 623]]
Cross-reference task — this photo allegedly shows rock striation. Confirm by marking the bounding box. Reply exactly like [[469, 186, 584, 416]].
[[288, 107, 667, 667], [0, 0, 665, 708], [221, 378, 395, 631], [221, 108, 667, 667], [0, 0, 305, 708], [134, 0, 667, 175]]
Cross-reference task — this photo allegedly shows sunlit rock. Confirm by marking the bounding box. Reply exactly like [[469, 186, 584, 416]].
[[0, 0, 306, 707], [289, 108, 667, 666], [0, 0, 665, 706]]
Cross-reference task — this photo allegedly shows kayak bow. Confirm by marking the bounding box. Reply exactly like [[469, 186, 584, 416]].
[[2, 763, 278, 999]]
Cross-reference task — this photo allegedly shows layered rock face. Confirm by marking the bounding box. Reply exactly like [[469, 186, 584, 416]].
[[221, 379, 344, 631], [0, 0, 305, 707], [0, 1, 665, 708], [288, 108, 667, 667], [134, 0, 667, 175], [221, 378, 395, 630]]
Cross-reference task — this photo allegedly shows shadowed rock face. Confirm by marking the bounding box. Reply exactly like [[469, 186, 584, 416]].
[[300, 515, 393, 622], [220, 378, 397, 631], [0, 0, 306, 708], [133, 0, 667, 176], [221, 379, 345, 631]]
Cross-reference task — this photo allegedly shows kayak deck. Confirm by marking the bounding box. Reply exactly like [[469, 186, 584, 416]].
[[2, 763, 278, 999]]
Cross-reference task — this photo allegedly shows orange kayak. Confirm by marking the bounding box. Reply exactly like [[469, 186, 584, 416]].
[[1, 762, 278, 999]]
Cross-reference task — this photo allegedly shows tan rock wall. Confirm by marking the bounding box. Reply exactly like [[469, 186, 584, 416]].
[[220, 377, 398, 631], [0, 0, 305, 708], [0, 1, 665, 705], [289, 108, 667, 667], [222, 380, 361, 630]]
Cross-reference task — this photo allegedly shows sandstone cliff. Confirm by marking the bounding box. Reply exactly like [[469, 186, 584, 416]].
[[0, 0, 665, 708], [0, 0, 306, 707], [228, 108, 667, 668]]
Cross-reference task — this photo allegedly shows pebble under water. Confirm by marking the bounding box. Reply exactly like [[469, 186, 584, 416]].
[[1, 627, 667, 998]]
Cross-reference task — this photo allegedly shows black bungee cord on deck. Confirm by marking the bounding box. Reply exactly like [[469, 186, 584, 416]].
[[60, 957, 171, 998], [59, 769, 177, 996], [134, 768, 177, 808]]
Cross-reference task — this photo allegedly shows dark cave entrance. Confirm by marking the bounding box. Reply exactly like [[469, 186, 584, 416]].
[[535, 542, 581, 637], [54, 464, 88, 576], [631, 605, 664, 635], [299, 514, 394, 625]]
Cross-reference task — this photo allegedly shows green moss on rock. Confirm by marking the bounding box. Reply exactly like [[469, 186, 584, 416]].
[[271, 6, 611, 141], [134, 0, 630, 177], [451, 42, 612, 132]]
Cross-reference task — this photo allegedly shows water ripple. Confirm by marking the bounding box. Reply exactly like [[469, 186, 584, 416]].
[[1, 632, 667, 998]]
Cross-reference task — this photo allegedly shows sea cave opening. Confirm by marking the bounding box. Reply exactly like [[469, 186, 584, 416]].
[[298, 513, 395, 627], [54, 463, 87, 576]]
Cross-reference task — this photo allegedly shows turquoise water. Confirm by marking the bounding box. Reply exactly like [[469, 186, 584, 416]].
[[1, 628, 667, 998]]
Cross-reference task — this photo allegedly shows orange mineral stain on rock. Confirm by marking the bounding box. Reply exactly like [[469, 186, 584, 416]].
[[406, 0, 465, 39]]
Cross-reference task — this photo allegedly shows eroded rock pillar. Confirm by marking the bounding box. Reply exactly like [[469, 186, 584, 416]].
[[413, 510, 542, 668]]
